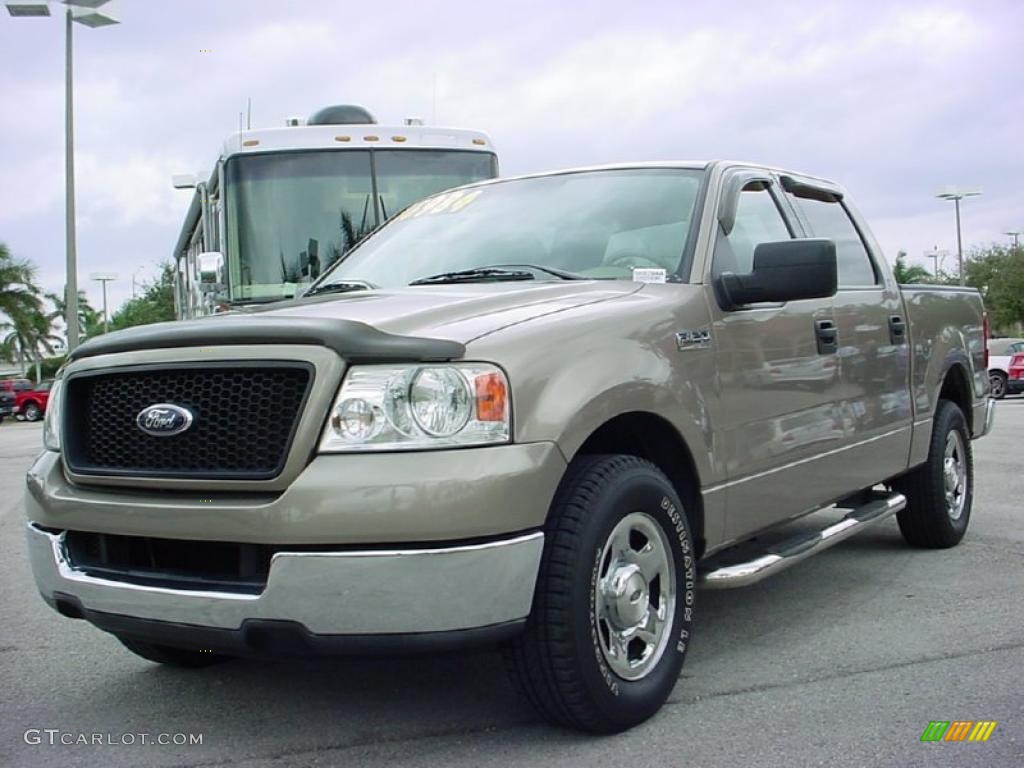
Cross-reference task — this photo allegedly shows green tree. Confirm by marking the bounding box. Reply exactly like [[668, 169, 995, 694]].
[[892, 250, 934, 284], [107, 262, 176, 332], [963, 244, 1024, 332]]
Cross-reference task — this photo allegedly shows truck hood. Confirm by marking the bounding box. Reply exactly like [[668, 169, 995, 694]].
[[68, 282, 640, 362], [248, 281, 639, 340]]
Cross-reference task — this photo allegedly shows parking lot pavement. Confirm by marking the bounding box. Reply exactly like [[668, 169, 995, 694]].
[[1, 405, 1022, 768]]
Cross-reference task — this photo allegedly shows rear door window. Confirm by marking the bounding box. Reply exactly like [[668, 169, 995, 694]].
[[787, 193, 878, 287]]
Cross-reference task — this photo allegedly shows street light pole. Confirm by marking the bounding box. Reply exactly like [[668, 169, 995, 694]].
[[936, 186, 982, 286], [90, 272, 117, 333], [131, 265, 146, 297], [64, 5, 79, 351], [953, 197, 962, 284], [5, 0, 119, 351], [925, 246, 949, 278]]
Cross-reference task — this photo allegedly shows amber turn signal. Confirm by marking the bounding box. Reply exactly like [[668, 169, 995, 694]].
[[474, 372, 508, 422]]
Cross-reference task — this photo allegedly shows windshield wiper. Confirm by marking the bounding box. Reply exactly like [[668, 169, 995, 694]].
[[303, 280, 376, 297], [410, 264, 584, 285], [489, 263, 584, 280], [410, 267, 536, 285]]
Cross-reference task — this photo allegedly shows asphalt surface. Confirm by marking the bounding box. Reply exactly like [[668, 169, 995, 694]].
[[1, 404, 1022, 768]]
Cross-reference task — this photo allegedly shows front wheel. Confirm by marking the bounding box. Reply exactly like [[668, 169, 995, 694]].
[[989, 370, 1007, 399], [892, 399, 973, 548], [23, 402, 41, 422], [504, 455, 695, 733]]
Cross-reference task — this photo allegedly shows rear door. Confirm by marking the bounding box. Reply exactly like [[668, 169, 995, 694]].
[[779, 174, 913, 493]]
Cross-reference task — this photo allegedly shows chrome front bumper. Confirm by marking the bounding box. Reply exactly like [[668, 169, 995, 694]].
[[26, 524, 543, 636]]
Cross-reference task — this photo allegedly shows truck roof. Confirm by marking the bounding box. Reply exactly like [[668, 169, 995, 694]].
[[436, 160, 843, 193], [456, 160, 839, 186]]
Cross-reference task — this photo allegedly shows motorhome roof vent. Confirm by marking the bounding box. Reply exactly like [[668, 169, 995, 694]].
[[307, 105, 377, 126]]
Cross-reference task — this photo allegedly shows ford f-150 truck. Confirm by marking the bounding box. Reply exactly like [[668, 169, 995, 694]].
[[26, 162, 993, 733]]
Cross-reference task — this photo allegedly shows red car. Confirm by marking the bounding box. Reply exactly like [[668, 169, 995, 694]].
[[1008, 353, 1024, 394], [14, 380, 53, 422]]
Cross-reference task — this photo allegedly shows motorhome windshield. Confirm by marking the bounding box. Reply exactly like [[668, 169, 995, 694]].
[[224, 149, 495, 301]]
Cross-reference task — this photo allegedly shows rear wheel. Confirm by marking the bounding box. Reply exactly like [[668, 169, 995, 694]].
[[118, 637, 231, 667], [989, 370, 1007, 399], [504, 454, 695, 733], [892, 400, 972, 548]]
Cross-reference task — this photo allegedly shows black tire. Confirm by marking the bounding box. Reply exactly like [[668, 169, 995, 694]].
[[504, 454, 696, 733], [892, 400, 973, 548], [989, 370, 1007, 400], [118, 637, 231, 667], [23, 402, 41, 422]]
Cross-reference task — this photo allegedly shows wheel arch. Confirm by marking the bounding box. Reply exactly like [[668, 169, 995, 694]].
[[570, 411, 706, 558], [939, 362, 973, 432]]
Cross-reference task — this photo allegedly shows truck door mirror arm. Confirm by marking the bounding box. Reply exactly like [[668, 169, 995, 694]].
[[714, 239, 838, 310]]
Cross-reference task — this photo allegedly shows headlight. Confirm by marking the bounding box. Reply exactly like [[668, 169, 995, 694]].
[[319, 364, 510, 452], [43, 378, 64, 451]]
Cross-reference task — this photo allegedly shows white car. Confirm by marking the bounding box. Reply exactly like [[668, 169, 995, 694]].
[[988, 337, 1024, 398]]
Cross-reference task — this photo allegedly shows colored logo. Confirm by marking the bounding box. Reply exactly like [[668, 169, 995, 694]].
[[920, 721, 997, 742], [136, 403, 194, 437]]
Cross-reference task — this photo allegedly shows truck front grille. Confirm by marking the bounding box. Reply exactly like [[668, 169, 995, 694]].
[[63, 362, 313, 481]]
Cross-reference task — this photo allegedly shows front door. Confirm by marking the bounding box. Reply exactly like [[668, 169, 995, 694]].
[[706, 171, 842, 541]]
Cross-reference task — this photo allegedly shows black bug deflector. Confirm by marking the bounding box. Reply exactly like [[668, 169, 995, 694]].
[[67, 316, 466, 363]]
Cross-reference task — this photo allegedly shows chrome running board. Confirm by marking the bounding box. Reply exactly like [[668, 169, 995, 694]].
[[700, 492, 906, 589]]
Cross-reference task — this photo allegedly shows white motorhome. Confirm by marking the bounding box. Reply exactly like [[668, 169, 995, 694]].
[[172, 105, 497, 318]]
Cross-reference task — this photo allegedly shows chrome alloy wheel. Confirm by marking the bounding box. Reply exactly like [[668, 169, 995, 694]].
[[594, 511, 676, 681], [943, 430, 968, 521]]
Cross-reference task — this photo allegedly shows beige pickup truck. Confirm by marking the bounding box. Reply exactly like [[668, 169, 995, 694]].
[[26, 162, 993, 733]]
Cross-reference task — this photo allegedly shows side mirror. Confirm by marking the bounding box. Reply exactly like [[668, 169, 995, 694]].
[[197, 251, 225, 292], [716, 239, 837, 310]]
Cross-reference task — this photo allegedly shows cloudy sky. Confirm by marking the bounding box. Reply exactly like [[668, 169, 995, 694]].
[[1, 0, 1021, 314]]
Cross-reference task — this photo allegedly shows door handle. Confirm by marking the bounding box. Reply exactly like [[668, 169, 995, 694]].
[[888, 315, 907, 345], [815, 319, 838, 354]]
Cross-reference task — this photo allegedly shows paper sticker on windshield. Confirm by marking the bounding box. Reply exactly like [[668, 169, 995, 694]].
[[396, 189, 482, 222], [633, 268, 667, 284]]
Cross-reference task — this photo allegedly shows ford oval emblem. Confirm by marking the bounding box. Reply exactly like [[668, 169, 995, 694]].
[[136, 403, 194, 437]]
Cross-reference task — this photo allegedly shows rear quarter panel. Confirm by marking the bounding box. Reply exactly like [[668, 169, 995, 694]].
[[901, 285, 986, 466]]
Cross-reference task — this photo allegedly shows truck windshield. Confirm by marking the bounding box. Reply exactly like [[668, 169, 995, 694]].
[[313, 168, 704, 289], [224, 149, 495, 301]]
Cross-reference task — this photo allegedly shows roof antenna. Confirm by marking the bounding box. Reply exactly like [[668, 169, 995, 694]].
[[239, 111, 243, 135]]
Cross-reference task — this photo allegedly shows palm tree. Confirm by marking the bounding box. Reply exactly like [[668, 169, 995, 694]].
[[0, 242, 42, 326], [46, 289, 101, 341], [892, 251, 934, 284], [1, 312, 60, 382]]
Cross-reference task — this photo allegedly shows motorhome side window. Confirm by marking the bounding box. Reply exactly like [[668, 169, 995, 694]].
[[713, 183, 791, 277], [788, 194, 878, 287]]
